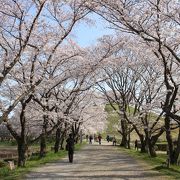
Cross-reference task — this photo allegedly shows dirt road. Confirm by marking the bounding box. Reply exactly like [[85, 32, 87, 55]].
[[25, 141, 170, 180]]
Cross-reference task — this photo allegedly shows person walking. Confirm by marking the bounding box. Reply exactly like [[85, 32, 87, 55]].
[[66, 134, 74, 163], [112, 135, 116, 146], [106, 135, 110, 142], [135, 139, 138, 150], [86, 135, 89, 142], [89, 135, 93, 144], [98, 134, 102, 145]]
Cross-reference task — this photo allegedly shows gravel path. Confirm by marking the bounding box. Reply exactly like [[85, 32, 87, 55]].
[[25, 141, 170, 180]]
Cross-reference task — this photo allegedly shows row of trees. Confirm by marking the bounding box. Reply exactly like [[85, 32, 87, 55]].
[[88, 0, 180, 164], [0, 0, 110, 167], [0, 0, 179, 167]]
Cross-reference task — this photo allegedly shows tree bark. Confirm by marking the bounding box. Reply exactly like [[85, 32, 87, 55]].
[[60, 136, 65, 150], [7, 122, 28, 167], [59, 129, 66, 150], [40, 130, 46, 158], [165, 116, 175, 164], [148, 142, 157, 157], [40, 115, 48, 158], [139, 135, 146, 153], [120, 119, 128, 148], [172, 128, 180, 164], [72, 122, 81, 144], [127, 130, 131, 149], [6, 101, 29, 167], [144, 128, 157, 157], [17, 139, 27, 167], [54, 128, 61, 153]]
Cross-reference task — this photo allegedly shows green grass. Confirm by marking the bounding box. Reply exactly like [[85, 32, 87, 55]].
[[0, 142, 86, 180], [0, 141, 17, 147], [104, 104, 118, 113], [104, 104, 120, 137], [118, 147, 180, 179]]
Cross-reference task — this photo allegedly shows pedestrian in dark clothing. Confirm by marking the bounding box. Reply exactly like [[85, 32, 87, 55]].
[[66, 134, 74, 163], [89, 135, 93, 144], [112, 135, 116, 146], [135, 139, 138, 150], [98, 134, 102, 145], [106, 135, 110, 142], [86, 135, 89, 142]]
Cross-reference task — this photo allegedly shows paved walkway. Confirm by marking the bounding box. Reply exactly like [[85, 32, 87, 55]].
[[25, 141, 170, 180]]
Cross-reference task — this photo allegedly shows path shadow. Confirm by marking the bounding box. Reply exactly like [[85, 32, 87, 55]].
[[26, 171, 163, 180]]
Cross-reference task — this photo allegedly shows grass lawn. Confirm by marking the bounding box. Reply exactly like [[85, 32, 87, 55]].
[[104, 104, 120, 138], [0, 142, 86, 180], [118, 147, 180, 180], [0, 141, 17, 147]]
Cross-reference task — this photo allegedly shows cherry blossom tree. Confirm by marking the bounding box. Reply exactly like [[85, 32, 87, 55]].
[[0, 0, 90, 125], [89, 0, 180, 164], [94, 35, 175, 157]]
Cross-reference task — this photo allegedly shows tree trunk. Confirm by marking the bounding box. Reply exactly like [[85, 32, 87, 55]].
[[54, 128, 61, 153], [60, 136, 65, 150], [165, 115, 175, 164], [172, 128, 180, 164], [149, 128, 165, 158], [139, 135, 146, 153], [72, 122, 81, 144], [6, 101, 28, 167], [60, 130, 66, 150], [17, 139, 27, 167], [120, 120, 128, 148], [120, 135, 127, 147], [40, 131, 46, 158], [40, 114, 48, 158], [127, 128, 131, 149], [148, 143, 157, 157], [144, 129, 157, 157]]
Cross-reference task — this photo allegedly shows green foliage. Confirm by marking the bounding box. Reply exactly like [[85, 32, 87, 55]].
[[0, 161, 7, 168], [0, 167, 11, 178]]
